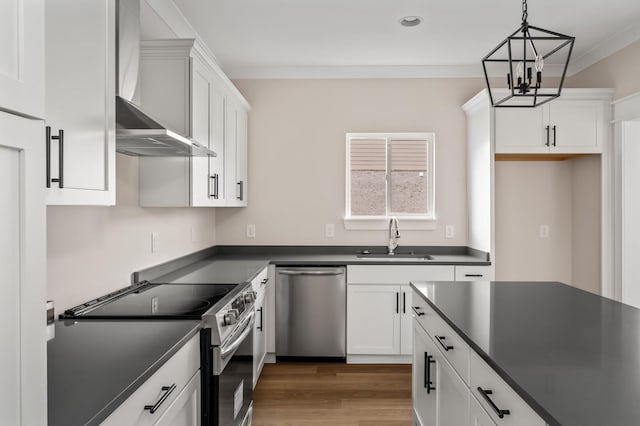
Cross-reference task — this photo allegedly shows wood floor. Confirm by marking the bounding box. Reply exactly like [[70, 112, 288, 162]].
[[252, 363, 412, 426]]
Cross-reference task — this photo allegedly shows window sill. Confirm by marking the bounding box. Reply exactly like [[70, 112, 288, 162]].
[[343, 216, 437, 231]]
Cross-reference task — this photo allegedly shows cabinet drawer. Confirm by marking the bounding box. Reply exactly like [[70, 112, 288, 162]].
[[348, 265, 454, 284], [455, 265, 493, 281], [469, 351, 545, 426], [252, 266, 269, 295], [101, 333, 200, 425], [431, 313, 470, 385], [411, 289, 434, 336]]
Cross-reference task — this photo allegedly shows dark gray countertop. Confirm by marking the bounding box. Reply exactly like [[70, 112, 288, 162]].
[[411, 280, 640, 426], [134, 245, 490, 283], [47, 319, 201, 426]]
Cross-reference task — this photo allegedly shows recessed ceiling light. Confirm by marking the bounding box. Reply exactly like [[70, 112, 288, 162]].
[[400, 16, 423, 27]]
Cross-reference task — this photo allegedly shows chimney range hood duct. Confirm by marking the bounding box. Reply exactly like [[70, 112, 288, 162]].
[[115, 0, 216, 157]]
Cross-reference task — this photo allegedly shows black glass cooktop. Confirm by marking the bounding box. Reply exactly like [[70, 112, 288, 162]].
[[62, 283, 237, 319]]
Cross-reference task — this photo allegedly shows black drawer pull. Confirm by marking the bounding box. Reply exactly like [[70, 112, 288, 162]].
[[424, 353, 436, 393], [477, 387, 510, 418], [396, 292, 399, 314], [402, 292, 406, 314], [545, 125, 550, 147], [412, 306, 425, 316], [465, 274, 483, 277], [257, 307, 263, 331], [144, 384, 177, 414], [261, 278, 268, 286], [435, 335, 453, 351], [552, 125, 557, 147]]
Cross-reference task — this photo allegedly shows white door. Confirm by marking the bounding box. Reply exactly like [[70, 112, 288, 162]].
[[253, 292, 267, 387], [413, 322, 437, 426], [494, 107, 547, 153], [190, 65, 213, 206], [469, 395, 497, 426], [225, 97, 238, 206], [0, 0, 44, 118], [45, 0, 115, 204], [401, 285, 413, 355], [347, 285, 401, 354], [429, 332, 469, 426], [548, 100, 602, 153], [209, 86, 226, 205], [622, 121, 640, 308], [0, 112, 47, 426], [228, 106, 248, 206]]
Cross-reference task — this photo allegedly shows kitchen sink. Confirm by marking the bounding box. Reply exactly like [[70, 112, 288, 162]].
[[356, 252, 433, 260]]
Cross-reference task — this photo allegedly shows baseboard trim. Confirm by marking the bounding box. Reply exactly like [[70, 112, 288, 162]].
[[347, 354, 411, 364]]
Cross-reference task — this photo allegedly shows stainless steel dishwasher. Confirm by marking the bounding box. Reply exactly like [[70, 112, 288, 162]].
[[276, 266, 346, 360]]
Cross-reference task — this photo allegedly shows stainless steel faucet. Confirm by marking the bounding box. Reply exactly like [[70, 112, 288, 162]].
[[387, 216, 400, 255]]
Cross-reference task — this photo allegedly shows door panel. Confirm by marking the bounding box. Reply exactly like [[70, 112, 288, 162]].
[[347, 285, 400, 354]]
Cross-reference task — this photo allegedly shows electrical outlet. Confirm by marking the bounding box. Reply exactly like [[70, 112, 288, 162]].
[[325, 224, 335, 238], [151, 232, 159, 253], [540, 225, 550, 238], [246, 224, 256, 238], [445, 225, 455, 239]]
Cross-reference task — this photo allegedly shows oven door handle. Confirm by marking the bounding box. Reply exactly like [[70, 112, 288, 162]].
[[220, 311, 255, 360]]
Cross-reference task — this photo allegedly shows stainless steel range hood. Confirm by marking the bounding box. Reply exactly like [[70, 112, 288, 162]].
[[115, 0, 216, 157]]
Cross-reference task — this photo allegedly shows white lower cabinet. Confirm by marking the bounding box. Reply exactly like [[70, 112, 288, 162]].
[[455, 265, 493, 281], [412, 289, 547, 426], [252, 267, 269, 387], [347, 265, 454, 360], [470, 394, 497, 426], [101, 333, 200, 426], [413, 321, 469, 426]]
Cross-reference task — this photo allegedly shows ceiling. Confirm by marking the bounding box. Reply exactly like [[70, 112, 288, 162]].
[[169, 0, 640, 78]]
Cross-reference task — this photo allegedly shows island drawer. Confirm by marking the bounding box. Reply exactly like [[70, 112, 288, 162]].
[[469, 350, 545, 426], [252, 266, 269, 294], [411, 289, 434, 334], [347, 265, 454, 284], [101, 333, 200, 425], [431, 312, 470, 385]]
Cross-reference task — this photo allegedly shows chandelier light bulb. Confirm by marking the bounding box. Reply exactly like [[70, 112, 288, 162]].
[[516, 61, 524, 78], [535, 54, 544, 72]]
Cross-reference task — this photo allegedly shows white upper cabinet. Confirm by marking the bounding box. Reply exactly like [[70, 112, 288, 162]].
[[494, 90, 612, 154], [225, 98, 249, 207], [138, 39, 249, 208], [0, 0, 45, 118], [44, 0, 116, 205]]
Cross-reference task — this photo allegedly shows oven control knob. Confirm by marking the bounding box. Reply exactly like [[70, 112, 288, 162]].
[[244, 291, 256, 304], [223, 309, 240, 326]]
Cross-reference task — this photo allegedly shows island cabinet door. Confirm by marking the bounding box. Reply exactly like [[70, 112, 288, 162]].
[[413, 322, 469, 426]]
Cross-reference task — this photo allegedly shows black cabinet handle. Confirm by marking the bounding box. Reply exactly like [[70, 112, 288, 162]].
[[424, 353, 436, 393], [144, 384, 177, 414], [465, 274, 483, 278], [552, 125, 557, 147], [435, 335, 453, 351], [477, 387, 511, 419], [209, 174, 219, 199], [261, 278, 268, 286], [45, 126, 64, 188], [237, 180, 244, 200], [412, 306, 425, 316], [396, 292, 399, 314], [402, 292, 406, 314], [545, 125, 550, 146], [257, 307, 263, 331]]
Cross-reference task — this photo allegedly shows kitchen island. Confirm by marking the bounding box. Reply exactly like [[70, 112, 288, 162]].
[[411, 280, 640, 426]]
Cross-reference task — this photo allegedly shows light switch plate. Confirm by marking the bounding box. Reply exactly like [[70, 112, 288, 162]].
[[325, 224, 335, 238], [246, 224, 256, 238], [445, 225, 455, 239], [151, 232, 159, 252]]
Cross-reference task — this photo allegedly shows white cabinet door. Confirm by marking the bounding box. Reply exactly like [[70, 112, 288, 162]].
[[253, 292, 267, 388], [0, 112, 47, 426], [226, 103, 248, 207], [45, 0, 116, 205], [208, 85, 226, 205], [470, 394, 497, 426], [190, 64, 214, 206], [347, 285, 401, 354], [0, 0, 44, 118], [548, 100, 603, 153], [494, 107, 546, 154], [400, 285, 413, 355], [414, 321, 469, 426], [154, 372, 201, 426]]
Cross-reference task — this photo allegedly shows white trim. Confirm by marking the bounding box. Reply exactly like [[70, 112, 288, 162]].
[[344, 216, 437, 231], [567, 22, 640, 77], [612, 92, 640, 123], [347, 354, 411, 364]]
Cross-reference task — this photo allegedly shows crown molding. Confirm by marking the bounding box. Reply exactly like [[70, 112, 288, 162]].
[[567, 22, 640, 76]]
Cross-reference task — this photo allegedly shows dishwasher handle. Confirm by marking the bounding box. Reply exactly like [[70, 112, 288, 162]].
[[277, 268, 344, 276]]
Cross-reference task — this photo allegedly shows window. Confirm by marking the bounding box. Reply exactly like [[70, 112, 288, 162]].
[[345, 133, 435, 229]]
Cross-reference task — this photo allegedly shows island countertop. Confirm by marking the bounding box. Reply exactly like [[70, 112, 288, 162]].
[[411, 280, 640, 426]]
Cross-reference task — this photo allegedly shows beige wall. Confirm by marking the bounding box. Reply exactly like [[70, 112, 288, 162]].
[[567, 40, 640, 99], [47, 154, 217, 311], [216, 78, 486, 245]]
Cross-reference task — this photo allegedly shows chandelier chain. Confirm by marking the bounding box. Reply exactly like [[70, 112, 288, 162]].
[[522, 0, 528, 23]]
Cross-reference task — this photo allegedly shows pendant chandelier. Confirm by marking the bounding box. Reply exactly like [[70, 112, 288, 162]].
[[482, 0, 575, 108]]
